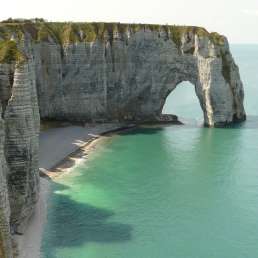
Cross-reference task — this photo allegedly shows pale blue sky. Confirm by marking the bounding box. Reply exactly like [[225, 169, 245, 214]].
[[2, 0, 258, 43]]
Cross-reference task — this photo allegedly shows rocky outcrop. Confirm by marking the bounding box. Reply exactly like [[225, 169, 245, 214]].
[[0, 59, 40, 257], [0, 20, 246, 256], [30, 23, 245, 126], [0, 21, 246, 126]]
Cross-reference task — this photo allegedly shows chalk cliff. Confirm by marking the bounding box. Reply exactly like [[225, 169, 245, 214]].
[[0, 20, 246, 257], [32, 23, 246, 126], [0, 59, 40, 257]]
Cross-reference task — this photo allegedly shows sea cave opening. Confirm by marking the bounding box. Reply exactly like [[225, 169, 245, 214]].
[[162, 81, 203, 124]]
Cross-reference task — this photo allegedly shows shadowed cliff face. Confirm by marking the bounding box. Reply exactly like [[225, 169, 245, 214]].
[[0, 61, 40, 258], [0, 113, 13, 258], [0, 21, 246, 257]]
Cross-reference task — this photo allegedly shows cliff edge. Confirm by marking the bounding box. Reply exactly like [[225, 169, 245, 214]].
[[0, 20, 246, 257]]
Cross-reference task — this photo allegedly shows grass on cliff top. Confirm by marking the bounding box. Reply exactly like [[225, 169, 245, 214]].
[[0, 40, 26, 64], [0, 23, 24, 41], [0, 239, 5, 258], [169, 26, 225, 49], [0, 20, 226, 47]]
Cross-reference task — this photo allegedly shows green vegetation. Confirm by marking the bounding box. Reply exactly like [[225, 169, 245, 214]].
[[37, 23, 52, 42], [169, 26, 185, 49], [209, 32, 225, 46], [167, 25, 225, 51], [130, 24, 142, 33], [0, 19, 227, 63], [148, 24, 161, 31], [0, 231, 7, 258], [0, 40, 26, 64], [168, 26, 212, 49], [0, 23, 24, 41], [0, 20, 226, 47]]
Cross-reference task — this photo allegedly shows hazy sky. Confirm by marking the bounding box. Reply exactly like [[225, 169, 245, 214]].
[[2, 0, 258, 43]]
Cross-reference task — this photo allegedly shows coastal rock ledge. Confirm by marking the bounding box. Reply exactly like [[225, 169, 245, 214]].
[[0, 20, 245, 257]]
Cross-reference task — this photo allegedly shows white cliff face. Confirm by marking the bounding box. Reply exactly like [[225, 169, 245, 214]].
[[0, 22, 246, 256], [31, 26, 245, 126]]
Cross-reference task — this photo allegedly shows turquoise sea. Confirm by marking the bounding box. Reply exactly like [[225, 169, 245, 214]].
[[41, 45, 258, 258]]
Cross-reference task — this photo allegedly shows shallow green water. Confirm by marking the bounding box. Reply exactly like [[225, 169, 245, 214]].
[[42, 45, 258, 258]]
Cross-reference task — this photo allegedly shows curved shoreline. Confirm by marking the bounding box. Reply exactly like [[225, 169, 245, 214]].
[[17, 123, 136, 258], [17, 121, 183, 258]]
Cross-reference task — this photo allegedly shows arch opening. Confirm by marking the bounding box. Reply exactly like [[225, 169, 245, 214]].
[[162, 81, 203, 124]]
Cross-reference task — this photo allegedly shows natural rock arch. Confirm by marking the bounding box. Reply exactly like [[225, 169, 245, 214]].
[[0, 21, 247, 257], [24, 23, 245, 127], [161, 81, 203, 120], [0, 22, 246, 127], [95, 30, 245, 127]]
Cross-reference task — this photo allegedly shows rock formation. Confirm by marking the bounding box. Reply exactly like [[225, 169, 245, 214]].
[[0, 20, 246, 257], [0, 113, 13, 258], [0, 54, 40, 257]]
